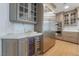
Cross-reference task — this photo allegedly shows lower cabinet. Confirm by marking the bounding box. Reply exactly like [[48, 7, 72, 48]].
[[34, 35, 43, 55], [62, 32, 78, 44], [2, 35, 43, 56], [18, 37, 35, 56], [28, 37, 35, 56], [43, 36, 55, 53], [43, 32, 55, 53], [2, 39, 18, 56], [18, 39, 29, 56], [28, 35, 43, 56]]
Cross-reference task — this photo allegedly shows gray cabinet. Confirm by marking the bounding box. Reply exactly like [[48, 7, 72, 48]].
[[28, 35, 43, 56], [62, 32, 78, 44], [34, 35, 43, 55], [34, 4, 43, 32], [2, 39, 29, 56], [64, 9, 77, 26], [9, 3, 37, 24], [28, 37, 35, 56], [2, 39, 18, 56], [43, 32, 55, 53], [18, 39, 29, 56], [2, 34, 43, 56]]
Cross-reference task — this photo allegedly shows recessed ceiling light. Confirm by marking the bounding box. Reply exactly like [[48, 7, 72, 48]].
[[63, 3, 69, 9], [64, 5, 69, 9]]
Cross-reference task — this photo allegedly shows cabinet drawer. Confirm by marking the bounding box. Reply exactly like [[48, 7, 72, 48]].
[[63, 36, 78, 43], [2, 39, 18, 56], [62, 32, 78, 38]]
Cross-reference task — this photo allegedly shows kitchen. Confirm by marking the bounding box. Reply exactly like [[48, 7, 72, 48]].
[[0, 3, 79, 56]]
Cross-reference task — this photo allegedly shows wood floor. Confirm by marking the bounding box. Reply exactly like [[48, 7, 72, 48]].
[[43, 40, 79, 56]]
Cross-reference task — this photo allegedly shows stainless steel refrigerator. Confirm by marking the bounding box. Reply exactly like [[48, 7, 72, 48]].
[[42, 18, 56, 53]]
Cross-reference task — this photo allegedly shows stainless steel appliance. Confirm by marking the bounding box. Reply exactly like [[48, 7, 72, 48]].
[[42, 20, 56, 53]]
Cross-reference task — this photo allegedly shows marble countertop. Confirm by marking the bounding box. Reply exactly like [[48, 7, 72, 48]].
[[1, 32, 43, 39], [62, 30, 79, 32]]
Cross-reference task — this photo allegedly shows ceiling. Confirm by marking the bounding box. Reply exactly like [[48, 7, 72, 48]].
[[43, 3, 56, 12], [54, 3, 79, 13]]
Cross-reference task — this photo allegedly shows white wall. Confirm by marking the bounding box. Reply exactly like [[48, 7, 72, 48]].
[[0, 3, 34, 56]]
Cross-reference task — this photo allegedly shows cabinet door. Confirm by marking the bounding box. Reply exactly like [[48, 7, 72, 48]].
[[38, 35, 43, 54], [64, 13, 70, 26], [17, 3, 29, 20], [43, 33, 55, 53], [62, 32, 78, 43], [64, 10, 77, 26], [77, 8, 79, 18], [30, 3, 37, 22], [10, 3, 37, 24], [17, 3, 37, 22], [28, 37, 35, 56], [34, 4, 43, 32], [18, 39, 29, 56], [34, 35, 43, 55], [2, 39, 18, 56]]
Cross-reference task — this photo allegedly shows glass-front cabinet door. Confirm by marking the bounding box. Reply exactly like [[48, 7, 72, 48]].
[[10, 3, 37, 24], [30, 3, 37, 22], [17, 3, 37, 24], [17, 3, 28, 20]]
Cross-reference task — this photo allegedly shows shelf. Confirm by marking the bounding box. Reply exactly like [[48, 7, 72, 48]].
[[10, 19, 37, 24]]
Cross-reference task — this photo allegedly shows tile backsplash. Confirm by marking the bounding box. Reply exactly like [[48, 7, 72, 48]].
[[13, 23, 34, 33]]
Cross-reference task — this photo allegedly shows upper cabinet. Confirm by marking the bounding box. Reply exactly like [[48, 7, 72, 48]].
[[64, 9, 77, 26], [9, 3, 37, 24], [56, 9, 78, 27], [56, 12, 64, 28], [34, 4, 44, 32], [76, 7, 79, 18], [56, 12, 64, 22]]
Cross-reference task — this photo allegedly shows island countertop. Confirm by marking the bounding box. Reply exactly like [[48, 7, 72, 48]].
[[1, 32, 43, 39]]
